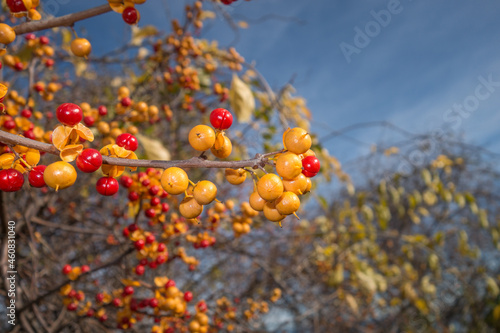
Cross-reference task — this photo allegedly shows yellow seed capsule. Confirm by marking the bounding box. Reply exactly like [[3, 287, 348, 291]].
[[275, 191, 300, 215], [43, 161, 77, 191], [179, 196, 203, 219], [275, 152, 302, 180], [263, 201, 285, 222], [70, 38, 92, 57], [224, 168, 246, 185], [189, 125, 216, 151], [0, 24, 16, 45], [193, 180, 217, 205], [249, 191, 266, 211], [257, 173, 283, 202], [283, 127, 311, 154], [282, 173, 308, 195], [161, 167, 189, 195], [210, 132, 232, 158], [304, 177, 312, 194]]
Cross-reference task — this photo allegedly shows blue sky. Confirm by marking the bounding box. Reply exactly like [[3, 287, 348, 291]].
[[55, 0, 500, 164]]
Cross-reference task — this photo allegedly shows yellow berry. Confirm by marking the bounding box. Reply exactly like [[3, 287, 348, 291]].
[[284, 127, 311, 154], [0, 24, 16, 45], [71, 38, 92, 57], [275, 191, 300, 215], [275, 152, 302, 180], [304, 177, 312, 194], [225, 168, 246, 185], [43, 161, 77, 191], [263, 201, 285, 222], [189, 320, 201, 333], [282, 173, 308, 195], [193, 180, 217, 205], [189, 125, 215, 151], [257, 173, 283, 202], [249, 191, 266, 211], [179, 195, 203, 219], [161, 167, 189, 195], [241, 202, 258, 217]]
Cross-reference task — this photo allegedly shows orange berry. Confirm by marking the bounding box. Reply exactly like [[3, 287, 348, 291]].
[[189, 320, 201, 332], [263, 201, 285, 222], [304, 177, 312, 194], [282, 173, 308, 195], [0, 24, 16, 45], [275, 152, 302, 180], [284, 127, 311, 154], [43, 161, 77, 191], [189, 125, 216, 151], [249, 191, 266, 211], [179, 196, 203, 219], [257, 173, 283, 201], [71, 38, 92, 57], [224, 168, 246, 185], [161, 167, 189, 195], [275, 191, 300, 215], [241, 202, 258, 217], [193, 180, 217, 205]]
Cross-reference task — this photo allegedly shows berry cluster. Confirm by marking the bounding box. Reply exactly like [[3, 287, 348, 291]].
[[107, 0, 147, 25], [6, 0, 41, 20]]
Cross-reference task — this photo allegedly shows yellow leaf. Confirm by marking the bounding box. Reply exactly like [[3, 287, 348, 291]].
[[345, 293, 358, 315], [229, 74, 254, 123], [136, 134, 171, 161], [131, 25, 158, 46]]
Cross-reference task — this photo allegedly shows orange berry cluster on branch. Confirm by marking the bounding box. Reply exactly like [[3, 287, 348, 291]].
[[108, 0, 148, 25], [6, 0, 41, 20]]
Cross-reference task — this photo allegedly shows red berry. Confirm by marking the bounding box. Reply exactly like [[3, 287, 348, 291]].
[[83, 116, 95, 126], [0, 169, 24, 192], [96, 177, 119, 196], [81, 265, 90, 273], [14, 62, 24, 71], [145, 208, 156, 218], [68, 289, 76, 298], [122, 227, 130, 237], [67, 303, 77, 311], [76, 148, 102, 173], [156, 254, 167, 264], [3, 119, 16, 130], [128, 191, 139, 201], [120, 175, 133, 188], [86, 309, 95, 317], [28, 165, 46, 188], [161, 203, 170, 213], [98, 105, 108, 116], [134, 239, 145, 250], [200, 239, 209, 248], [197, 300, 207, 312], [149, 298, 159, 308], [56, 103, 83, 126], [128, 223, 138, 232], [39, 36, 49, 45], [123, 286, 134, 295], [45, 59, 54, 68], [116, 133, 138, 151], [165, 280, 175, 287], [99, 314, 108, 322], [7, 0, 27, 13], [95, 293, 104, 302], [221, 0, 233, 4], [112, 298, 122, 307], [122, 7, 139, 25], [301, 169, 317, 178], [302, 156, 320, 174], [140, 258, 148, 266], [75, 292, 84, 301], [157, 243, 166, 252], [23, 129, 35, 140], [145, 234, 155, 244], [141, 178, 150, 187], [62, 264, 72, 275], [20, 109, 32, 118], [34, 83, 44, 92], [150, 197, 160, 206], [148, 185, 159, 196], [210, 108, 233, 130], [25, 33, 36, 40], [184, 291, 193, 302], [135, 264, 145, 275], [149, 261, 157, 269], [121, 97, 132, 107]]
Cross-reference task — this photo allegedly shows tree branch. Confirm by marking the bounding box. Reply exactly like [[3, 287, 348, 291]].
[[13, 4, 113, 35], [0, 129, 275, 170]]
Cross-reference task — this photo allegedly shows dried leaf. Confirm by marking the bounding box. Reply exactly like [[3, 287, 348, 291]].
[[136, 134, 171, 161], [229, 74, 254, 123]]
